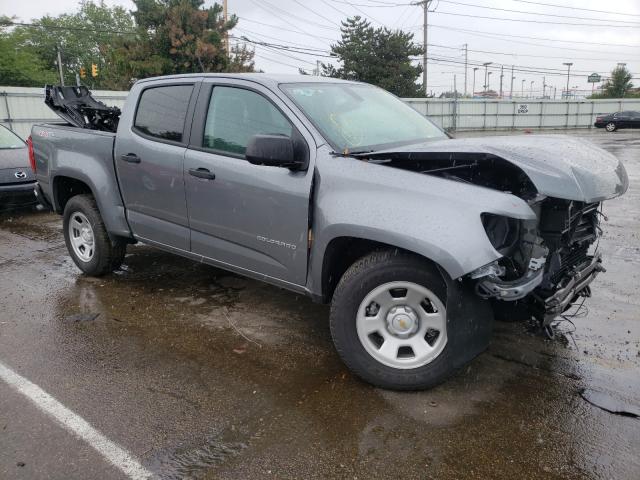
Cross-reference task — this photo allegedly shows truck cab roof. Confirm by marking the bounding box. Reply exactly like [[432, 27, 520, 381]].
[[134, 73, 358, 88]]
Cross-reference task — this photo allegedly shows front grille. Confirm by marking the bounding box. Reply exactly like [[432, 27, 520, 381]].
[[568, 203, 598, 246], [550, 246, 590, 285]]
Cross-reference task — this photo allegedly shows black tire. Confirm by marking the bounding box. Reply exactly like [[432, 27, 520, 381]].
[[63, 194, 126, 276], [605, 122, 617, 132], [330, 250, 484, 390]]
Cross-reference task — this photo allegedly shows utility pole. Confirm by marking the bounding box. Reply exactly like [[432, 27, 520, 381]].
[[316, 60, 321, 76], [418, 1, 432, 96], [499, 65, 504, 98], [553, 87, 557, 99], [56, 45, 64, 86], [453, 74, 458, 131], [542, 76, 546, 98], [563, 62, 573, 99], [530, 80, 534, 98], [482, 62, 492, 92], [223, 0, 230, 58], [463, 43, 468, 96], [487, 71, 492, 92], [472, 67, 478, 97], [509, 65, 514, 99], [521, 79, 525, 97]]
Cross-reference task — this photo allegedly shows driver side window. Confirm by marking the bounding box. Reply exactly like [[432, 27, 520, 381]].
[[203, 86, 293, 156]]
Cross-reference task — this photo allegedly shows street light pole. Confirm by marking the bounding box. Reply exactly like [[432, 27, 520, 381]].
[[563, 62, 573, 98], [472, 67, 478, 96], [510, 65, 514, 99], [483, 62, 492, 92], [56, 45, 65, 86], [530, 80, 534, 98], [521, 79, 525, 97]]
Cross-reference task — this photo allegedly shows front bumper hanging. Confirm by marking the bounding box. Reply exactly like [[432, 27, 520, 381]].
[[541, 253, 605, 323]]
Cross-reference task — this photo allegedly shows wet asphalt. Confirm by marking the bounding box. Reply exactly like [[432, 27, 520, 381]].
[[0, 129, 638, 480]]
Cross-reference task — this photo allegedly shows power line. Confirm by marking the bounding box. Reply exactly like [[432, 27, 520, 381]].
[[512, 0, 640, 17], [238, 17, 337, 42], [2, 21, 137, 35], [426, 42, 640, 63], [425, 24, 640, 51], [291, 0, 340, 26], [435, 0, 640, 25], [428, 10, 640, 28]]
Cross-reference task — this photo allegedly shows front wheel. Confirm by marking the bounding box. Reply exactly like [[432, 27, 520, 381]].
[[63, 194, 126, 276], [605, 122, 617, 132], [330, 250, 482, 390]]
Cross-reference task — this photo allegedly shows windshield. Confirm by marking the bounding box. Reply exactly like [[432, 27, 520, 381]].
[[280, 82, 446, 153], [0, 125, 25, 149]]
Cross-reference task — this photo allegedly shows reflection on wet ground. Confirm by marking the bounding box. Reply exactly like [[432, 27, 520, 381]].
[[0, 130, 638, 479]]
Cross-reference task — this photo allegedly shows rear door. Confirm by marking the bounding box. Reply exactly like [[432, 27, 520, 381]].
[[183, 79, 315, 287], [630, 111, 640, 128], [115, 81, 199, 250]]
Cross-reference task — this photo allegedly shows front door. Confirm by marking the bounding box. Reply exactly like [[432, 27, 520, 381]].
[[183, 81, 314, 286], [115, 82, 197, 250]]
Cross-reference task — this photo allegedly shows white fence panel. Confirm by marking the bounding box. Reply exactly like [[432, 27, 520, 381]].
[[2, 86, 640, 138], [1, 86, 128, 139]]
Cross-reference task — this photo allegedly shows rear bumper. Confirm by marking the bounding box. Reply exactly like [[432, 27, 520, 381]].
[[542, 253, 604, 323]]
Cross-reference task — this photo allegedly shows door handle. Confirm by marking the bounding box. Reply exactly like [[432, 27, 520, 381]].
[[120, 153, 141, 163], [188, 167, 216, 180]]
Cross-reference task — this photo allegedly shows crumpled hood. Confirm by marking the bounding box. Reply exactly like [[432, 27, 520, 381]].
[[373, 135, 629, 203]]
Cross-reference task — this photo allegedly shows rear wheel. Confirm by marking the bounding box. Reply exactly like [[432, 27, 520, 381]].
[[605, 122, 617, 132], [63, 194, 126, 276], [330, 250, 480, 390]]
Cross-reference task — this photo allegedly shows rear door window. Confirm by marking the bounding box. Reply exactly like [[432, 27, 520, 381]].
[[134, 85, 194, 142], [203, 86, 292, 156]]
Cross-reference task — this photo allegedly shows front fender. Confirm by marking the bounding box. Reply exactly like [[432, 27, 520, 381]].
[[307, 155, 536, 296]]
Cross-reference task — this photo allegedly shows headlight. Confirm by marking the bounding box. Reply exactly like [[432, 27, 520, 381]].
[[481, 213, 520, 255]]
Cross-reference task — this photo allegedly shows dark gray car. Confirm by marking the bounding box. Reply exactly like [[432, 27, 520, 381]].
[[0, 125, 37, 208]]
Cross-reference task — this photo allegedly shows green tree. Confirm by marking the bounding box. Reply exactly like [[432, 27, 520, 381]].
[[0, 17, 58, 86], [122, 0, 254, 83], [590, 65, 634, 99], [1, 2, 135, 88], [322, 17, 424, 97]]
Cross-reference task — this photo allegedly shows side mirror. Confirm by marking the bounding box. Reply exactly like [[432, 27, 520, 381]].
[[245, 134, 304, 170]]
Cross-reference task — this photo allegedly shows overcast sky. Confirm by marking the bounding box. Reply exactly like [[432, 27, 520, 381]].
[[5, 0, 640, 96]]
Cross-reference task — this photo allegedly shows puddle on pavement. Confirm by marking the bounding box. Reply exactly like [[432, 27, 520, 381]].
[[2, 133, 639, 479], [153, 431, 248, 480]]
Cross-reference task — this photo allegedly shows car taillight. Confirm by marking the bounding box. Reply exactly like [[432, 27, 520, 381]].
[[27, 135, 36, 173]]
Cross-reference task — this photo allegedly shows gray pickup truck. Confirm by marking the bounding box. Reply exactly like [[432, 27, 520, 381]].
[[30, 74, 628, 390]]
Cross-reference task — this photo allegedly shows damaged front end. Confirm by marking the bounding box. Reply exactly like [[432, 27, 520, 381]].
[[472, 198, 606, 324], [356, 135, 627, 325]]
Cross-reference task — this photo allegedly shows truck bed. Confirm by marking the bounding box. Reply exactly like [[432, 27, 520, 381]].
[[31, 123, 131, 239]]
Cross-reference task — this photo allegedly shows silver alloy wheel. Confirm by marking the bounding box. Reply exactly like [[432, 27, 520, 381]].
[[356, 281, 447, 369], [605, 122, 616, 132], [68, 212, 95, 262]]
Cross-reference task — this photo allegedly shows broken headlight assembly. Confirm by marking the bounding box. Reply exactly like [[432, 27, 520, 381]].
[[471, 214, 548, 301]]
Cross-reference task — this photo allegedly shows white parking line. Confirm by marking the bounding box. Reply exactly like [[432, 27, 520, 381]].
[[0, 361, 153, 480]]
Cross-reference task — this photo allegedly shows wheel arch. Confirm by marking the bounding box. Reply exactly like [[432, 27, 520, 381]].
[[52, 173, 133, 240], [317, 235, 450, 304]]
